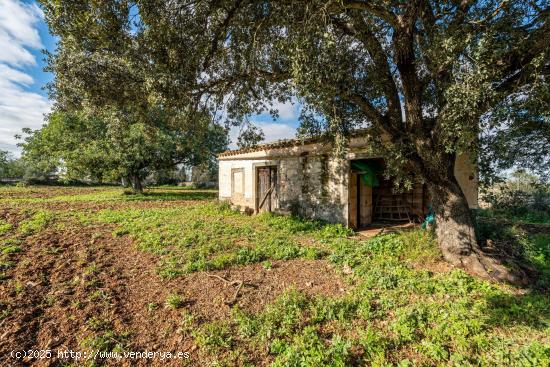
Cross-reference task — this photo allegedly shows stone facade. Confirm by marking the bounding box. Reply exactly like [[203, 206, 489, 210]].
[[218, 134, 478, 226], [218, 153, 350, 223]]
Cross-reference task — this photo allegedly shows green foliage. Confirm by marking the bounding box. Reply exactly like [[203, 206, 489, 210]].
[[192, 321, 234, 352], [90, 203, 330, 276], [80, 328, 127, 356], [476, 219, 550, 290], [184, 217, 549, 366], [20, 110, 228, 189], [236, 123, 266, 149], [39, 0, 549, 187], [199, 232, 550, 366], [0, 220, 13, 235], [18, 211, 54, 236], [271, 326, 352, 367], [164, 294, 185, 309], [0, 150, 26, 179], [1, 244, 21, 255], [0, 187, 217, 205], [1, 186, 549, 366], [481, 171, 550, 223]]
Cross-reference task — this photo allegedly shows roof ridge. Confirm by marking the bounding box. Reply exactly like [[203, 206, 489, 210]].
[[218, 127, 372, 157]]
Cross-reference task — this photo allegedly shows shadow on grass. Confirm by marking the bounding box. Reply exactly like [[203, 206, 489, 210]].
[[485, 291, 550, 331], [476, 216, 550, 291]]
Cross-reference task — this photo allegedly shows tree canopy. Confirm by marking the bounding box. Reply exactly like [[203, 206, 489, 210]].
[[38, 0, 549, 282], [0, 151, 24, 180], [20, 108, 228, 190]]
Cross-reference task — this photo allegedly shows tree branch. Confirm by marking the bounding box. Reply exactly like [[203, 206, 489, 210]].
[[449, 0, 475, 29], [332, 16, 402, 125], [340, 0, 398, 27], [203, 0, 244, 70], [392, 2, 423, 131]]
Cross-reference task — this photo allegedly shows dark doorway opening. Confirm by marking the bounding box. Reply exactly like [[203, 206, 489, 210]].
[[349, 158, 424, 229]]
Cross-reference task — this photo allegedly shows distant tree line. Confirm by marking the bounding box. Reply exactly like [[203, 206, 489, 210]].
[[0, 150, 27, 181]]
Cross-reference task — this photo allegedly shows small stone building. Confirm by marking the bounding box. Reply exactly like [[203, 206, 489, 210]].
[[218, 131, 478, 229]]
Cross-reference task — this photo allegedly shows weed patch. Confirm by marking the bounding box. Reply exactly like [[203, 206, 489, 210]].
[[0, 219, 13, 235], [90, 203, 332, 275], [18, 210, 54, 236], [193, 233, 550, 366]]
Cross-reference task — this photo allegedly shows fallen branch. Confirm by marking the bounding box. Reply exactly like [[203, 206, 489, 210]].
[[206, 273, 246, 306], [206, 272, 238, 285], [225, 280, 244, 306]]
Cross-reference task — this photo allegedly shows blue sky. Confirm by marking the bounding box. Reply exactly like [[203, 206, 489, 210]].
[[0, 0, 298, 155]]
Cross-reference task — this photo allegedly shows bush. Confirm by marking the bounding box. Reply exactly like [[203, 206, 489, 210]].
[[481, 172, 550, 224]]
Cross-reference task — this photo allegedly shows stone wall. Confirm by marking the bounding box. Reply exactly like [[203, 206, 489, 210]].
[[218, 135, 479, 225], [219, 154, 349, 224], [289, 154, 348, 223]]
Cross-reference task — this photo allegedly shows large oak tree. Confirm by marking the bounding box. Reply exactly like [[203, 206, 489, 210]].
[[39, 0, 549, 282]]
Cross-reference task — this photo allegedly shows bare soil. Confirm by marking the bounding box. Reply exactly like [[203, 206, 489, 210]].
[[0, 189, 348, 366]]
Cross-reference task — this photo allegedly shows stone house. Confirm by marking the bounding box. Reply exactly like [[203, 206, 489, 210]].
[[218, 131, 478, 229]]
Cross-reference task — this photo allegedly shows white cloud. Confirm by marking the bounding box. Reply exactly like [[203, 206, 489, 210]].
[[256, 121, 297, 142], [0, 64, 33, 85], [228, 121, 297, 149], [0, 0, 51, 154], [270, 100, 299, 120], [0, 0, 43, 66], [0, 31, 37, 66]]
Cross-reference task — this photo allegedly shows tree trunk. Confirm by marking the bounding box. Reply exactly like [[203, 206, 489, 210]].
[[129, 174, 143, 194], [427, 176, 525, 285]]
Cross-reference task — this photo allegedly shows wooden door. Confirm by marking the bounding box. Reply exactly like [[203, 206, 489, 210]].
[[348, 172, 358, 229], [349, 172, 374, 229], [359, 181, 373, 226], [257, 167, 276, 213], [269, 167, 278, 210]]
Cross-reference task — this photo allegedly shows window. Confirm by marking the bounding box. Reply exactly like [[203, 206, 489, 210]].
[[232, 168, 244, 196]]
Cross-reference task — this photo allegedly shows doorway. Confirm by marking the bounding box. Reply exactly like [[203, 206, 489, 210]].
[[348, 158, 425, 229], [256, 166, 277, 213], [348, 160, 375, 229]]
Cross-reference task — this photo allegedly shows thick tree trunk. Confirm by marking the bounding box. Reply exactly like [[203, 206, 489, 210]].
[[129, 174, 143, 194], [427, 176, 525, 285]]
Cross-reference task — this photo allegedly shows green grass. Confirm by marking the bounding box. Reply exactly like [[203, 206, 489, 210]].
[[0, 186, 548, 366], [165, 294, 185, 309], [478, 208, 550, 225], [195, 233, 550, 366], [193, 321, 234, 352], [0, 219, 12, 235], [18, 210, 54, 235], [476, 219, 550, 290], [70, 189, 548, 366], [58, 189, 217, 202], [0, 187, 217, 204], [88, 202, 331, 277], [1, 210, 55, 281]]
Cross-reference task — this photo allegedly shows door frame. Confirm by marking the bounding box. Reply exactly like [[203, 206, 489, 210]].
[[348, 163, 374, 229], [253, 162, 278, 213]]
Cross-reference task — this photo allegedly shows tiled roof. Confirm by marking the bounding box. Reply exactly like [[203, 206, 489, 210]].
[[218, 128, 371, 158], [218, 136, 321, 157]]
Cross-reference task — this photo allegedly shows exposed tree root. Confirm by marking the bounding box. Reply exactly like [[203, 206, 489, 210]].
[[440, 245, 529, 286]]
